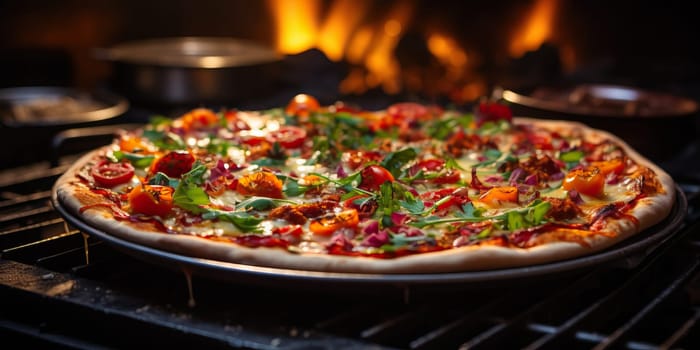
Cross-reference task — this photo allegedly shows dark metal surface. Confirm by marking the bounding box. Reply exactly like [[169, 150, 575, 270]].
[[52, 184, 687, 292]]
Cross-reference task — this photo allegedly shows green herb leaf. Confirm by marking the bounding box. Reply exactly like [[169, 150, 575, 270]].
[[202, 210, 263, 232], [173, 165, 210, 213], [398, 192, 425, 214], [381, 147, 417, 178], [113, 150, 155, 168], [148, 172, 179, 187]]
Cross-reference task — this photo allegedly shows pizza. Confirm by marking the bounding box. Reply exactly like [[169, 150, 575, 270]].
[[54, 94, 676, 274]]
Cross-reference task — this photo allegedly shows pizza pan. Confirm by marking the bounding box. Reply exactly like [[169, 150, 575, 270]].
[[52, 186, 686, 293]]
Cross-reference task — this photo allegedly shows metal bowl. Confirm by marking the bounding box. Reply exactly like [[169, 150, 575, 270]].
[[95, 37, 283, 106], [499, 84, 700, 163]]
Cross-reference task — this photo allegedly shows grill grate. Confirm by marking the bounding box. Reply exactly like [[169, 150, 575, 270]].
[[1, 158, 700, 349]]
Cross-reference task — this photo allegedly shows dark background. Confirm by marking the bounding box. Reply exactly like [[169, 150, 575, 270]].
[[1, 0, 698, 96], [1, 0, 699, 168]]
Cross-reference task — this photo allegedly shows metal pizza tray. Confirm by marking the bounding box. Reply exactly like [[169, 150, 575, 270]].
[[52, 186, 687, 294]]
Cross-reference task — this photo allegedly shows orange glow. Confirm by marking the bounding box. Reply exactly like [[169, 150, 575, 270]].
[[267, 0, 320, 54], [509, 0, 558, 57], [317, 0, 370, 61], [427, 33, 468, 78]]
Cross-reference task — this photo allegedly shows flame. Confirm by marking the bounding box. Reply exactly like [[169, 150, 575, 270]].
[[267, 0, 479, 99], [509, 0, 558, 57], [267, 0, 320, 54]]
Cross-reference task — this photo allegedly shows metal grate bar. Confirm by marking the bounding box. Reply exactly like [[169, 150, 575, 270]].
[[409, 297, 506, 350], [0, 190, 52, 209], [592, 259, 700, 350], [0, 206, 57, 226], [523, 222, 694, 350], [660, 307, 700, 349], [0, 218, 67, 250], [1, 231, 84, 263]]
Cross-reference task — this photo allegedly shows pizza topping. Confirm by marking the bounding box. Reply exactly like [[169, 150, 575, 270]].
[[128, 184, 174, 217], [151, 150, 196, 178], [285, 93, 320, 118], [266, 125, 307, 149], [478, 186, 519, 207], [90, 161, 135, 187], [359, 165, 395, 191], [563, 167, 606, 197], [235, 171, 284, 198], [309, 209, 360, 236]]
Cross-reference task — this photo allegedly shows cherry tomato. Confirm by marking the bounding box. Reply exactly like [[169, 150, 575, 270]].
[[91, 161, 135, 187], [345, 150, 383, 170], [359, 165, 395, 191], [151, 150, 195, 178], [475, 101, 513, 126], [266, 125, 307, 148], [285, 94, 320, 117], [478, 186, 519, 206], [563, 167, 606, 197], [128, 184, 174, 217], [309, 209, 360, 236], [589, 158, 625, 176], [235, 171, 284, 198]]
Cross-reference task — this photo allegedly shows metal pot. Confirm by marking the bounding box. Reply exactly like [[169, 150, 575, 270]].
[[497, 84, 700, 163], [95, 37, 283, 107]]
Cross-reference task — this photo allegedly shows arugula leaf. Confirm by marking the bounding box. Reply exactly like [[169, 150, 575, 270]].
[[398, 191, 425, 214], [142, 130, 186, 150], [148, 172, 180, 187], [172, 165, 210, 213], [381, 147, 417, 178], [112, 150, 155, 168], [236, 196, 297, 211], [201, 210, 263, 232]]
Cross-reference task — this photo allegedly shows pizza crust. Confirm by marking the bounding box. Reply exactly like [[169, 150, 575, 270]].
[[53, 117, 677, 274]]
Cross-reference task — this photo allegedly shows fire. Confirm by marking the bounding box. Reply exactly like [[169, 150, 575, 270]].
[[267, 0, 320, 54], [508, 0, 558, 57], [266, 0, 417, 95]]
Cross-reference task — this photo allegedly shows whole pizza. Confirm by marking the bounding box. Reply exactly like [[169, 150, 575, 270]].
[[54, 94, 676, 273]]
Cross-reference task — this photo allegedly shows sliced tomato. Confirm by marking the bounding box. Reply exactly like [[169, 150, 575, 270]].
[[235, 171, 284, 198], [563, 167, 605, 197], [388, 102, 430, 121], [309, 209, 360, 236], [359, 165, 395, 191], [285, 94, 320, 117], [91, 161, 135, 187], [409, 159, 444, 176], [272, 225, 303, 238], [150, 150, 195, 178], [128, 184, 174, 217], [478, 186, 519, 206], [266, 125, 307, 148]]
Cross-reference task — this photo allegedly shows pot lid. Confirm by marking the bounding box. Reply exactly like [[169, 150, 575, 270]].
[[96, 37, 283, 68]]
